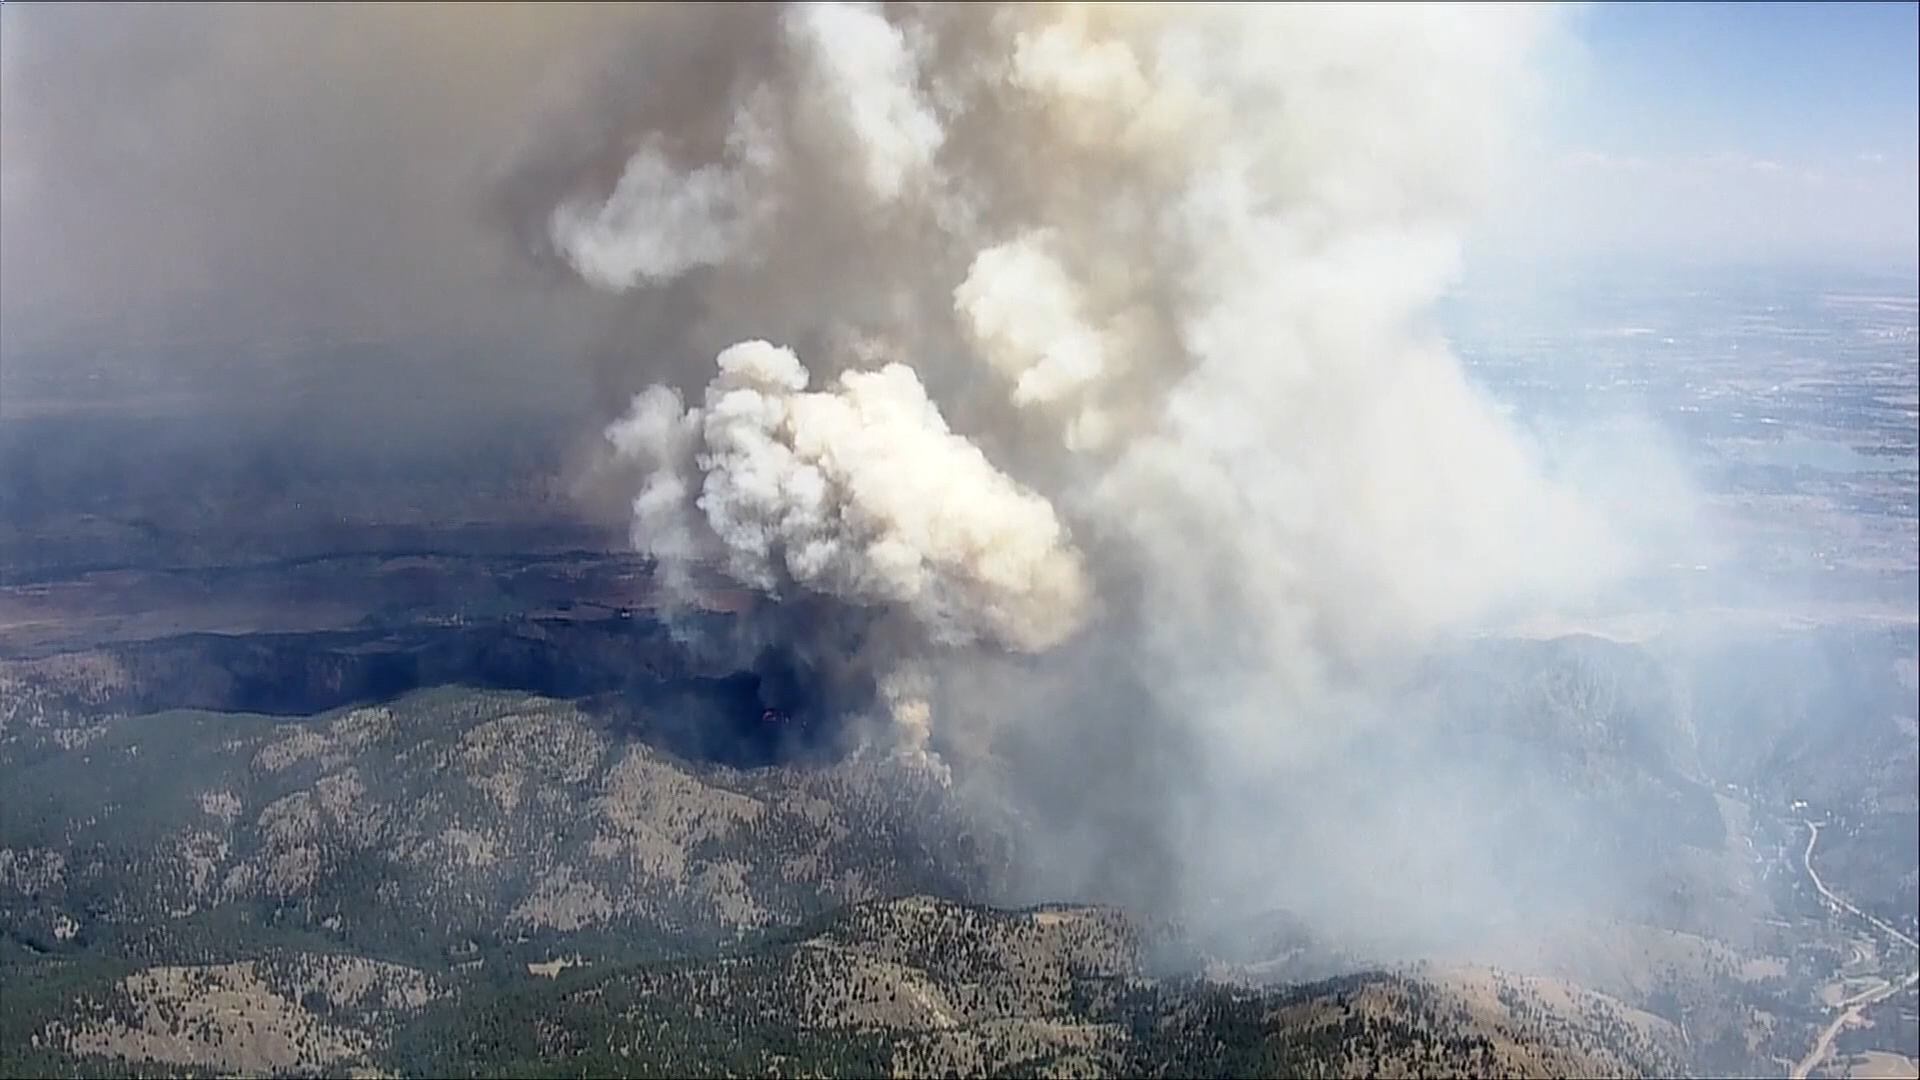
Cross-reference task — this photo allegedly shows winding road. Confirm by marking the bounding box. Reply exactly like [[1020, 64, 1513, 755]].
[[1788, 820, 1920, 1080], [1801, 821, 1920, 951]]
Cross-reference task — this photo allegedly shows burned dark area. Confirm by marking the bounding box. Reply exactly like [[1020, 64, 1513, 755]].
[[17, 616, 872, 770], [595, 638, 873, 767], [0, 404, 872, 771]]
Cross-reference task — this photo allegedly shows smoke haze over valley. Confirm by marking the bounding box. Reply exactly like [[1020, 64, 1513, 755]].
[[2, 4, 1915, 1078]]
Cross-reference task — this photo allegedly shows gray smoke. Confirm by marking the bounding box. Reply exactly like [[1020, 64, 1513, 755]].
[[536, 2, 1656, 924], [3, 1, 1696, 946], [555, 2, 1622, 738]]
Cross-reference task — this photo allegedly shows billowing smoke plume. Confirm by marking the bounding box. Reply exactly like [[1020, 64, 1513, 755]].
[[609, 339, 1088, 654], [546, 2, 1634, 913]]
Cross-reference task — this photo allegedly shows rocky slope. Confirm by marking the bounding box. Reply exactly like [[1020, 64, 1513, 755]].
[[7, 896, 1686, 1079], [5, 620, 1910, 1078], [1, 687, 989, 972]]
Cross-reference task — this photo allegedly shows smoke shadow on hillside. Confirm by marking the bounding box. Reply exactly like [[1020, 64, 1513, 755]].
[[56, 614, 871, 771]]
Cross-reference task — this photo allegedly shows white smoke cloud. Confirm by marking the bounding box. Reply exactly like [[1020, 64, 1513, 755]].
[[607, 339, 1089, 656], [560, 3, 1629, 777], [550, 139, 756, 290], [781, 1, 944, 205]]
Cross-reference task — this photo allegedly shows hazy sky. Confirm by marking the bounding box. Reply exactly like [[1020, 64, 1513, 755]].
[[1481, 1, 1920, 268], [0, 2, 1914, 355]]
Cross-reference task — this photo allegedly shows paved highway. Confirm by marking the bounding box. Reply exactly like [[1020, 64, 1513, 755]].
[[1789, 820, 1920, 1080]]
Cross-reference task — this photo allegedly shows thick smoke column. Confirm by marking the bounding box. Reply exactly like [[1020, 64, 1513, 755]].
[[559, 1, 1629, 844], [610, 339, 1088, 655]]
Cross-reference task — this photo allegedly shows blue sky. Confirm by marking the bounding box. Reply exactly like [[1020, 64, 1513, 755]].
[[1568, 1, 1916, 160], [1480, 2, 1919, 268]]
